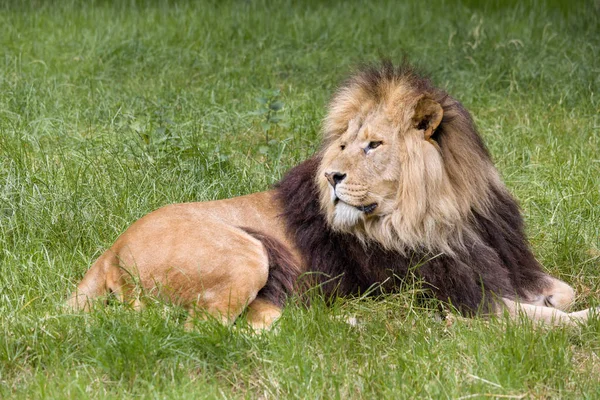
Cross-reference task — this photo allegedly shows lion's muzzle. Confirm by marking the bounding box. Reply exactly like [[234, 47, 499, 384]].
[[325, 172, 378, 216]]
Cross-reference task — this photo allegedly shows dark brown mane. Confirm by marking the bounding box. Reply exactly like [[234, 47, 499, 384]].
[[351, 60, 429, 99], [245, 63, 552, 315], [274, 157, 548, 314]]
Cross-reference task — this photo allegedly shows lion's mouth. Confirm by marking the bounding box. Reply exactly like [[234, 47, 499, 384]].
[[334, 198, 378, 214], [355, 203, 378, 214]]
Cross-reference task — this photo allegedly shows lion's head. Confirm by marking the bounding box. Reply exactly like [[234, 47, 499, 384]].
[[317, 62, 504, 254]]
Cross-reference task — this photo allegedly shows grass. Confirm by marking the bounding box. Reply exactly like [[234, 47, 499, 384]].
[[1, 0, 599, 398]]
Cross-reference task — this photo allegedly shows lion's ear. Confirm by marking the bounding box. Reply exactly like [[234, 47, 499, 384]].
[[412, 96, 443, 141]]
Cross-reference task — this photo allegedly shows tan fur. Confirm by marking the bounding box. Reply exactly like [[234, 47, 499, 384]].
[[69, 69, 596, 329], [68, 191, 295, 326]]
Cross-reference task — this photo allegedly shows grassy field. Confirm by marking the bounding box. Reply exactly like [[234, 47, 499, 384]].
[[1, 0, 599, 398]]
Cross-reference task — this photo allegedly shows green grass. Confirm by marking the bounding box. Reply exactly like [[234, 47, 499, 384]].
[[1, 0, 599, 398]]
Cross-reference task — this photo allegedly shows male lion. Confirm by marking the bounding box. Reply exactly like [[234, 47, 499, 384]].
[[69, 62, 595, 328]]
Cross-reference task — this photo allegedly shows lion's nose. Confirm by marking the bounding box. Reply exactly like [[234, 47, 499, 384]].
[[325, 172, 346, 187]]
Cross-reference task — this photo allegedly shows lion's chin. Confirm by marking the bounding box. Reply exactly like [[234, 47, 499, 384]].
[[332, 201, 363, 229]]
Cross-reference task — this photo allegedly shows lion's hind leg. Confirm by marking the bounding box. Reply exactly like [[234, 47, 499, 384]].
[[185, 227, 298, 331], [185, 279, 268, 328], [245, 298, 282, 331], [184, 227, 271, 329], [238, 228, 299, 331]]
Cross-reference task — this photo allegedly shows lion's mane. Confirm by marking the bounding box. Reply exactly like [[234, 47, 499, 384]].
[[274, 62, 549, 314]]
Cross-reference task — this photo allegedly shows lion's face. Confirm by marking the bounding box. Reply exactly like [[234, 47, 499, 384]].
[[317, 112, 403, 229], [316, 66, 499, 253]]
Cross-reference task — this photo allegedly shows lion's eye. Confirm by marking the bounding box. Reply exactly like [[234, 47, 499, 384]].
[[367, 141, 383, 150], [340, 144, 346, 151]]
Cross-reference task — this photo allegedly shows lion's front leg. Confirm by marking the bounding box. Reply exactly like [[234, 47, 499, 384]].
[[498, 274, 598, 325], [500, 298, 596, 326], [527, 275, 576, 311]]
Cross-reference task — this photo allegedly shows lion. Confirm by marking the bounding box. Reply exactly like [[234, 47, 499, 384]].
[[68, 61, 596, 329]]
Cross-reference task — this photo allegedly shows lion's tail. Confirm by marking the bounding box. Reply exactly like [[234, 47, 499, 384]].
[[66, 252, 117, 311], [240, 227, 300, 308]]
